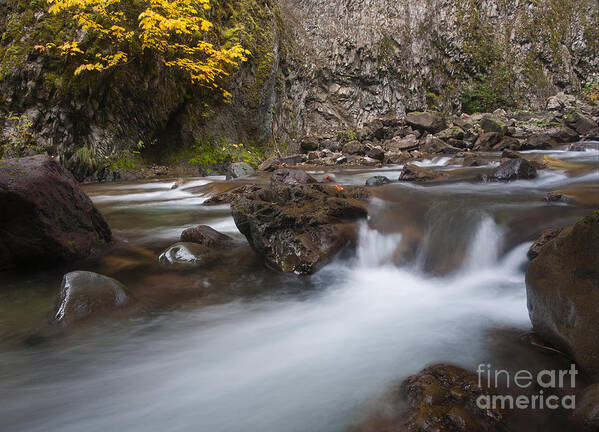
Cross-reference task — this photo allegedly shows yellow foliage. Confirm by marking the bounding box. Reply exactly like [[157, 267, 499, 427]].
[[46, 0, 250, 95]]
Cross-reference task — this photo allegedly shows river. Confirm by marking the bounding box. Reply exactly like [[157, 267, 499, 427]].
[[0, 143, 597, 431]]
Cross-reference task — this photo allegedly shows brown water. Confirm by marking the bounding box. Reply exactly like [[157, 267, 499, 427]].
[[0, 143, 597, 432]]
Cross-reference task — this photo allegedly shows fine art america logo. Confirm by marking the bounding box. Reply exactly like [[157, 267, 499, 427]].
[[476, 364, 578, 410]]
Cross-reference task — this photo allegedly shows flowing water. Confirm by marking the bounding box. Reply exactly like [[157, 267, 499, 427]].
[[0, 143, 598, 431]]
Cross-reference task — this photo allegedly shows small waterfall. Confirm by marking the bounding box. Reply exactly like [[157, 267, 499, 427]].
[[462, 215, 505, 271], [355, 224, 403, 268]]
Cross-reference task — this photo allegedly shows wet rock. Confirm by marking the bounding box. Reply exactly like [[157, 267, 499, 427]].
[[526, 213, 599, 380], [365, 175, 391, 187], [493, 136, 521, 151], [52, 271, 130, 325], [462, 155, 488, 167], [366, 147, 385, 161], [0, 156, 112, 271], [546, 127, 580, 143], [171, 178, 186, 190], [270, 167, 317, 185], [159, 242, 217, 266], [231, 183, 369, 274], [226, 162, 256, 180], [406, 111, 446, 133], [342, 140, 364, 155], [527, 227, 563, 260], [300, 136, 319, 152], [522, 133, 556, 150], [258, 157, 280, 172], [482, 158, 537, 182], [385, 152, 413, 164], [180, 225, 233, 247], [568, 144, 587, 152], [544, 191, 567, 202], [203, 184, 262, 205], [574, 384, 599, 431], [355, 364, 506, 432], [565, 112, 598, 135], [421, 135, 460, 154], [399, 164, 445, 181]]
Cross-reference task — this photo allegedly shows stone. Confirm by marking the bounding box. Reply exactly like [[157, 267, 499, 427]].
[[366, 147, 385, 161], [342, 140, 364, 155], [462, 155, 487, 167], [566, 112, 598, 135], [226, 162, 256, 180], [546, 92, 576, 111], [0, 156, 112, 271], [481, 158, 537, 182], [526, 213, 599, 380], [480, 116, 506, 135], [501, 149, 522, 159], [231, 183, 369, 274], [279, 154, 308, 165], [158, 242, 217, 266], [406, 111, 446, 133], [307, 150, 321, 160], [171, 178, 186, 190], [385, 134, 419, 152], [436, 126, 465, 141], [52, 271, 130, 325], [546, 127, 580, 143], [365, 175, 391, 187], [568, 144, 587, 152], [492, 136, 521, 151], [180, 225, 233, 247], [300, 137, 319, 152], [384, 152, 412, 164], [522, 134, 556, 150], [150, 165, 169, 176], [421, 135, 460, 154], [258, 157, 280, 172], [399, 164, 445, 181], [474, 132, 502, 150], [527, 227, 563, 260], [203, 184, 262, 205], [270, 167, 317, 185]]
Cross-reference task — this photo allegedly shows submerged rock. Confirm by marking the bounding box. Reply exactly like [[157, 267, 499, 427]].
[[481, 158, 537, 182], [158, 242, 217, 266], [52, 271, 130, 325], [226, 162, 256, 180], [0, 155, 112, 271], [526, 213, 599, 381], [365, 175, 391, 187], [231, 182, 369, 274], [180, 225, 233, 247]]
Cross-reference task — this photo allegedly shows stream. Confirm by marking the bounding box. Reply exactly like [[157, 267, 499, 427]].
[[0, 143, 598, 432]]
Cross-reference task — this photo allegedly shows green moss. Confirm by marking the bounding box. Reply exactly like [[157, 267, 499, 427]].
[[337, 130, 358, 143]]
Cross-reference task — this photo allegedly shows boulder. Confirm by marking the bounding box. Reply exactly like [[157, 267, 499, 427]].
[[231, 183, 369, 274], [52, 271, 130, 325], [366, 147, 385, 161], [355, 364, 507, 432], [547, 92, 576, 111], [527, 227, 563, 260], [420, 135, 460, 154], [462, 155, 488, 167], [481, 158, 537, 182], [399, 164, 445, 181], [0, 156, 112, 271], [385, 134, 419, 152], [406, 111, 446, 133], [475, 132, 502, 150], [270, 167, 317, 185], [258, 157, 280, 172], [493, 136, 521, 151], [480, 116, 506, 135], [436, 126, 465, 141], [203, 184, 262, 205], [300, 136, 319, 152], [226, 162, 255, 180], [522, 133, 556, 150], [365, 175, 391, 187], [180, 225, 233, 247], [342, 140, 364, 155], [279, 154, 308, 165], [565, 112, 598, 135], [158, 242, 217, 266], [546, 127, 580, 143], [526, 213, 599, 380], [501, 149, 522, 159]]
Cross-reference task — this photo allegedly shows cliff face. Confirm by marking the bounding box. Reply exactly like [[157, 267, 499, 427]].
[[274, 0, 599, 140], [0, 0, 597, 159]]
